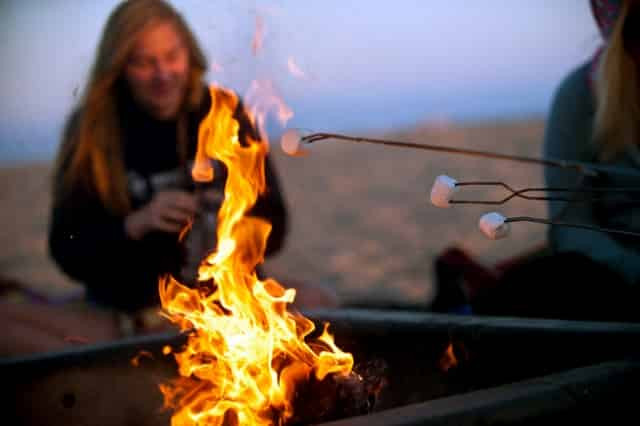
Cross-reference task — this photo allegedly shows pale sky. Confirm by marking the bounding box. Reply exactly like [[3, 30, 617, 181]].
[[1, 1, 599, 163]]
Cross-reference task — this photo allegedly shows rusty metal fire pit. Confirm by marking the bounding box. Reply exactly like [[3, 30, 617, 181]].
[[4, 309, 640, 425]]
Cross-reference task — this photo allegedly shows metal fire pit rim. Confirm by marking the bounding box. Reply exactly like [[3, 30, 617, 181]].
[[319, 358, 640, 426], [6, 309, 640, 426], [3, 308, 640, 369], [307, 308, 640, 335], [0, 330, 184, 369]]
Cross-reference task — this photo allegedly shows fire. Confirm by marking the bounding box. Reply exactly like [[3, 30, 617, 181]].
[[159, 85, 353, 425], [244, 79, 293, 147], [439, 343, 458, 372]]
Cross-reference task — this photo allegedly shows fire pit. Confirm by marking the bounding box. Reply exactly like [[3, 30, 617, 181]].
[[4, 309, 640, 425]]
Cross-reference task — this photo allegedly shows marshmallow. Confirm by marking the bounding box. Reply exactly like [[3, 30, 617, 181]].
[[430, 175, 458, 208], [479, 212, 510, 240], [280, 129, 303, 156]]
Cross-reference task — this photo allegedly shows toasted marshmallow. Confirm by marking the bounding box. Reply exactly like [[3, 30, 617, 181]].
[[479, 212, 510, 240], [280, 129, 303, 156], [430, 175, 458, 208]]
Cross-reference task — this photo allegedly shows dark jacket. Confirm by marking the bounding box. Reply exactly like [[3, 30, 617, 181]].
[[49, 86, 288, 312]]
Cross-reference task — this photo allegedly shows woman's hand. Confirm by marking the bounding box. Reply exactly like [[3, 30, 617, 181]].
[[125, 190, 197, 240]]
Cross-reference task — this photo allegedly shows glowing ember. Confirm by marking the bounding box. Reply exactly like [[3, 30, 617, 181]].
[[158, 85, 354, 425], [286, 57, 307, 80], [438, 343, 458, 372], [131, 350, 154, 367]]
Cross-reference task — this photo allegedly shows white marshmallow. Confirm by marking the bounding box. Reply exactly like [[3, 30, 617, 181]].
[[479, 212, 510, 240], [280, 129, 303, 156], [430, 175, 458, 208]]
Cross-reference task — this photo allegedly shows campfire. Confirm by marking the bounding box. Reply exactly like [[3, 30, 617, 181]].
[[138, 14, 640, 423], [156, 85, 376, 425], [7, 15, 640, 426], [6, 310, 640, 426], [149, 80, 640, 425]]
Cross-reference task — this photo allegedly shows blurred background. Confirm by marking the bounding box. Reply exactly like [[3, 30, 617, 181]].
[[1, 1, 599, 307]]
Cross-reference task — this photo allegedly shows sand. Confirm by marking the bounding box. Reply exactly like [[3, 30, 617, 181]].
[[0, 118, 547, 308]]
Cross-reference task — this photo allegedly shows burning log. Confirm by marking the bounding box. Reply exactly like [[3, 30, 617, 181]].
[[158, 354, 388, 425], [289, 358, 388, 425]]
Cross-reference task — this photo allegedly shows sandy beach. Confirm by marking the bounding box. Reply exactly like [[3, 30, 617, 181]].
[[0, 118, 546, 308]]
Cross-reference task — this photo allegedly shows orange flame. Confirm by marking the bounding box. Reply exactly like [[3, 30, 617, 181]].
[[244, 80, 293, 148], [439, 343, 458, 372], [131, 350, 154, 367], [159, 85, 353, 425]]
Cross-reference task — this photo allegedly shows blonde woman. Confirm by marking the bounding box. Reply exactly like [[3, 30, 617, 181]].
[[543, 0, 640, 285], [50, 0, 288, 312], [45, 0, 288, 337], [0, 0, 345, 356], [466, 0, 640, 322]]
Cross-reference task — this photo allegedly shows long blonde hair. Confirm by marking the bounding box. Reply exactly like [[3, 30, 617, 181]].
[[594, 0, 640, 160], [54, 0, 208, 214]]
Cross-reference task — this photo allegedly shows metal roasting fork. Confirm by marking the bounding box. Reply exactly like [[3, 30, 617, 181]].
[[300, 132, 640, 238], [450, 182, 640, 237], [450, 181, 640, 205], [503, 216, 640, 238]]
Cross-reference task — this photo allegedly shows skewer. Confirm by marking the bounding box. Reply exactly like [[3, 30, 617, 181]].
[[478, 212, 640, 240], [451, 181, 640, 205], [288, 131, 640, 178], [430, 175, 640, 207], [302, 132, 582, 169]]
